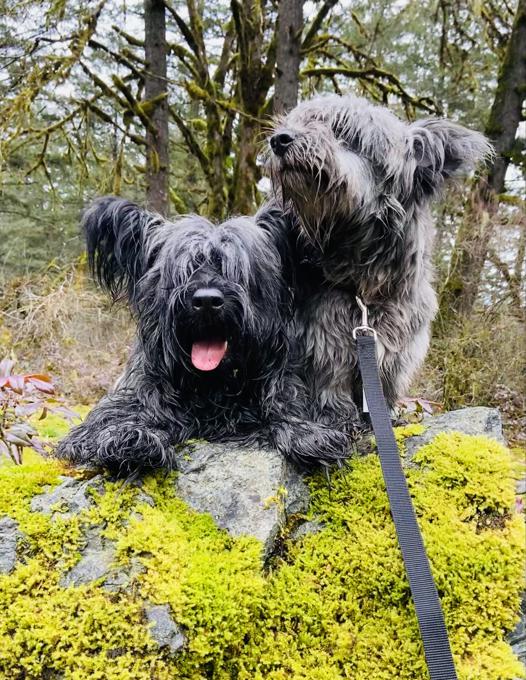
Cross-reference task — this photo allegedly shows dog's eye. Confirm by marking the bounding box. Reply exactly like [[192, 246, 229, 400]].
[[209, 249, 223, 272], [331, 120, 359, 149], [194, 252, 206, 267]]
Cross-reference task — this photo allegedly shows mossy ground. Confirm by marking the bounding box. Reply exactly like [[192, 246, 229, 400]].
[[0, 417, 524, 679]]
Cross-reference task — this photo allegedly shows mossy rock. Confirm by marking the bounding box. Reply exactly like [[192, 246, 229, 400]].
[[0, 421, 524, 679]]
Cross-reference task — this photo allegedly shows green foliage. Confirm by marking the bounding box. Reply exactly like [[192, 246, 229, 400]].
[[0, 423, 523, 679]]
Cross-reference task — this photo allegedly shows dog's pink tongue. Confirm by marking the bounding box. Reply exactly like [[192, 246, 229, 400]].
[[191, 340, 228, 371]]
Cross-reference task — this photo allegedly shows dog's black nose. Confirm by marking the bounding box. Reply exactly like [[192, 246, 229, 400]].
[[270, 131, 296, 157], [192, 288, 224, 310]]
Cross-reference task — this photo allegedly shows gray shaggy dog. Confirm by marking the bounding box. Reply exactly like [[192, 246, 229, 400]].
[[56, 197, 350, 475], [264, 93, 492, 431]]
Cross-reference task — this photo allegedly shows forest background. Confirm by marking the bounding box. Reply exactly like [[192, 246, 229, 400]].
[[0, 0, 524, 444]]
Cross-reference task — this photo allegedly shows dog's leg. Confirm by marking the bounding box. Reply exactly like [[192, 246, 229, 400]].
[[378, 325, 432, 407], [264, 371, 353, 468], [269, 419, 353, 468], [55, 391, 190, 476], [299, 289, 363, 431]]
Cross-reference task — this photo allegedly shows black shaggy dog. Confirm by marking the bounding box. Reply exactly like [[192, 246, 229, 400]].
[[56, 197, 350, 475]]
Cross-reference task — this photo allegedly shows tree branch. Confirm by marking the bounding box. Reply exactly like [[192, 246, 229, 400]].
[[213, 20, 236, 87], [302, 0, 339, 50], [302, 65, 436, 113], [487, 245, 526, 319], [79, 61, 129, 110], [111, 25, 144, 47], [169, 105, 210, 176], [88, 39, 145, 82], [167, 42, 200, 80], [84, 102, 147, 146], [163, 1, 201, 61]]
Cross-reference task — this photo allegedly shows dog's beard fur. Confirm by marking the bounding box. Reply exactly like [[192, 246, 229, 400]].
[[265, 93, 492, 412], [56, 197, 353, 476]]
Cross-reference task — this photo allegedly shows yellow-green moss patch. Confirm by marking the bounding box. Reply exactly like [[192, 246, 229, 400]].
[[0, 427, 524, 679]]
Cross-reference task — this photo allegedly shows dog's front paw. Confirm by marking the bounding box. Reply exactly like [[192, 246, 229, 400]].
[[56, 423, 172, 476], [55, 426, 98, 466], [315, 399, 362, 434], [94, 425, 172, 475], [275, 421, 351, 468]]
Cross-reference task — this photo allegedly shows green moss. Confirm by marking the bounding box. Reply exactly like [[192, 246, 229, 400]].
[[0, 425, 524, 679], [0, 566, 158, 679]]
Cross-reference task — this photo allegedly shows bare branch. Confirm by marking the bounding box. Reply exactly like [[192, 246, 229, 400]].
[[163, 1, 201, 61], [84, 102, 147, 146], [487, 246, 526, 320], [213, 20, 236, 87], [25, 134, 50, 176], [79, 61, 129, 110], [302, 0, 339, 51]]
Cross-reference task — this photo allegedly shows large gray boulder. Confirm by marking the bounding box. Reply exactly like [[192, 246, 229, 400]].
[[174, 442, 309, 556], [28, 442, 309, 560], [31, 475, 105, 518], [404, 406, 506, 458]]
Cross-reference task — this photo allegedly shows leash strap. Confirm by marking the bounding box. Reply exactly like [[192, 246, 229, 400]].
[[355, 332, 458, 680]]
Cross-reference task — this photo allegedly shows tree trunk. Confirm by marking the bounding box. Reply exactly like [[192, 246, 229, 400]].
[[144, 0, 170, 216], [230, 0, 273, 214], [274, 0, 304, 114], [231, 117, 260, 215], [439, 0, 526, 319]]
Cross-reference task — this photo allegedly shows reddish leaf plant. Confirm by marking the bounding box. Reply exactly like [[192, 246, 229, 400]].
[[0, 358, 77, 464]]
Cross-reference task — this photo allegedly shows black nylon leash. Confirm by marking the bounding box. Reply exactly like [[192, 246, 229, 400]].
[[354, 302, 458, 680]]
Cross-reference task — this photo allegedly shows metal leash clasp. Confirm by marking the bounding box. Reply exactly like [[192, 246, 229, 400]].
[[352, 296, 377, 340], [353, 297, 377, 414]]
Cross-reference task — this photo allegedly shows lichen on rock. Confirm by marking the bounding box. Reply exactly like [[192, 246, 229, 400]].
[[0, 416, 524, 679]]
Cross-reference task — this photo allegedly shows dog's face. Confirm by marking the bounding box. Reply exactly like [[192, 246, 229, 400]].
[[137, 215, 288, 378], [82, 199, 291, 384], [268, 94, 491, 245]]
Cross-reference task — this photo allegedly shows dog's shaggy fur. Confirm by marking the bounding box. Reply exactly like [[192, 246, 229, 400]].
[[56, 197, 350, 475], [264, 93, 492, 430]]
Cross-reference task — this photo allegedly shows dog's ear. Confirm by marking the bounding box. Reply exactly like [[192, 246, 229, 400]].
[[408, 119, 493, 196], [82, 196, 162, 303]]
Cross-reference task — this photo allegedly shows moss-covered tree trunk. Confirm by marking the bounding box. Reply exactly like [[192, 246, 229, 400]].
[[230, 117, 260, 215], [144, 0, 170, 216], [274, 0, 303, 114], [229, 0, 276, 215], [205, 102, 228, 219], [438, 0, 526, 320]]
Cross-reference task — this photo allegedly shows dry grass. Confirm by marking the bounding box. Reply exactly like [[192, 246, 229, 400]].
[[414, 310, 526, 445], [0, 263, 134, 403]]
